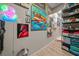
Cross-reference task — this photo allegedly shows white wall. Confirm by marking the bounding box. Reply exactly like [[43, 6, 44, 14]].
[[1, 3, 53, 56], [1, 23, 14, 56]]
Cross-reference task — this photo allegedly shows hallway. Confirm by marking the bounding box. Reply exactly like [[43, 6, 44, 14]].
[[0, 3, 78, 56], [32, 40, 73, 56]]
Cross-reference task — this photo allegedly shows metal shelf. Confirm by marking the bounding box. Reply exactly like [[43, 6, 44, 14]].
[[62, 4, 79, 56], [63, 21, 79, 24], [63, 29, 79, 31], [62, 13, 79, 18], [62, 35, 79, 39], [63, 4, 79, 13]]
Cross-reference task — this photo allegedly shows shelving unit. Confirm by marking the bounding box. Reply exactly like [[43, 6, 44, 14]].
[[63, 4, 79, 13], [62, 35, 79, 39], [63, 21, 79, 24], [62, 3, 79, 56]]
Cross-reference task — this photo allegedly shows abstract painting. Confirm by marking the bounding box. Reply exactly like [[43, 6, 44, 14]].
[[0, 4, 18, 22], [31, 5, 47, 31]]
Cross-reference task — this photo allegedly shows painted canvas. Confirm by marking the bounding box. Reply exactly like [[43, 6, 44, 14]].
[[17, 24, 29, 38], [0, 4, 18, 22], [31, 5, 47, 31]]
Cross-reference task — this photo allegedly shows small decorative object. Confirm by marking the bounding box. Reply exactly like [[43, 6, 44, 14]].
[[57, 18, 60, 27], [17, 24, 29, 38], [25, 8, 31, 23], [47, 17, 53, 38], [16, 48, 29, 56], [25, 15, 30, 23], [0, 4, 18, 22]]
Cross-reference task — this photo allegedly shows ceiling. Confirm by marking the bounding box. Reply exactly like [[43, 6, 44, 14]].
[[47, 3, 64, 14], [48, 3, 61, 9]]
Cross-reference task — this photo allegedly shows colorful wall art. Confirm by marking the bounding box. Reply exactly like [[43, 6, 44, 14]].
[[17, 24, 29, 38], [0, 4, 18, 22], [31, 5, 47, 31]]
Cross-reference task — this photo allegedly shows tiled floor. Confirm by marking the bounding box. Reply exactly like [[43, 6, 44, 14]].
[[32, 40, 73, 56]]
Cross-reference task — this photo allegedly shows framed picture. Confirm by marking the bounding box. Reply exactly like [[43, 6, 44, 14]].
[[25, 15, 30, 23], [25, 7, 31, 23], [31, 5, 47, 31], [17, 24, 29, 38]]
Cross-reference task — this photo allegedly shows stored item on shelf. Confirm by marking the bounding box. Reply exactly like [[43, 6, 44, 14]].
[[70, 46, 79, 52], [63, 18, 71, 23], [71, 43, 79, 48], [70, 49, 79, 56], [73, 30, 79, 37], [70, 23, 76, 30], [68, 3, 76, 7], [64, 3, 69, 9], [76, 18, 79, 21], [75, 8, 79, 13], [62, 30, 69, 36], [62, 42, 70, 49], [71, 38, 79, 48], [63, 24, 72, 30], [63, 18, 79, 23], [62, 46, 69, 51], [63, 23, 79, 30], [63, 36, 71, 44], [71, 38, 79, 43], [68, 33, 74, 37], [69, 18, 76, 22], [71, 23, 79, 30], [63, 24, 68, 29], [62, 42, 70, 51]]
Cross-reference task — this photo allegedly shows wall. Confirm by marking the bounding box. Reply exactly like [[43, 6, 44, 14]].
[[1, 3, 53, 56], [1, 22, 14, 56]]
